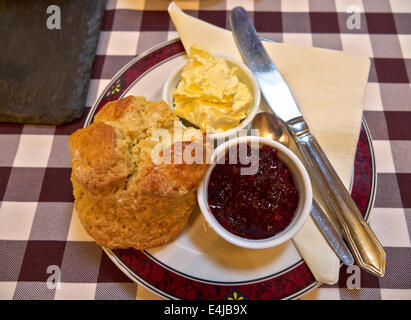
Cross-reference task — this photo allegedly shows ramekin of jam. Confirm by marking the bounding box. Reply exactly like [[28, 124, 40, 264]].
[[197, 136, 312, 249]]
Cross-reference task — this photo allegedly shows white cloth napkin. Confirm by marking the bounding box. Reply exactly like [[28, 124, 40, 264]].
[[168, 2, 370, 284]]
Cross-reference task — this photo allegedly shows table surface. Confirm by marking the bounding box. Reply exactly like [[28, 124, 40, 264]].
[[0, 0, 410, 300]]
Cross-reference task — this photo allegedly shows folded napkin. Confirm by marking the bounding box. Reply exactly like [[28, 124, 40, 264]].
[[169, 2, 370, 284]]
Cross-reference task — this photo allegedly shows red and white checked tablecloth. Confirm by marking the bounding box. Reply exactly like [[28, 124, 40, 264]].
[[0, 0, 410, 300]]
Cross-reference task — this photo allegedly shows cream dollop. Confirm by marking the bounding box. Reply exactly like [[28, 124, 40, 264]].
[[173, 46, 253, 133]]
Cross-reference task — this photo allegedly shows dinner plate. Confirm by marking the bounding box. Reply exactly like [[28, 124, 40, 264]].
[[86, 39, 376, 300]]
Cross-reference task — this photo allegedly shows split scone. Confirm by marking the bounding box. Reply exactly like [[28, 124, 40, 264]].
[[69, 96, 209, 249]]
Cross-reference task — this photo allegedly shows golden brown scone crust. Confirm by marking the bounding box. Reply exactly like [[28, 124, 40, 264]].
[[69, 96, 209, 249]]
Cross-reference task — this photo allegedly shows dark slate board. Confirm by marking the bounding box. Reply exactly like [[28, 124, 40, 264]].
[[0, 0, 106, 125]]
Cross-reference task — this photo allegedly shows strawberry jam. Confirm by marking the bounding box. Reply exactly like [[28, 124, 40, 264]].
[[207, 143, 299, 240]]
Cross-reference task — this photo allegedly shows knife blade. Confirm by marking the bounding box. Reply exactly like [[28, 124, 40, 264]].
[[230, 7, 386, 276]]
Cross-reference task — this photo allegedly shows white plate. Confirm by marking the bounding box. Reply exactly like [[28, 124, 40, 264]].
[[87, 39, 376, 300]]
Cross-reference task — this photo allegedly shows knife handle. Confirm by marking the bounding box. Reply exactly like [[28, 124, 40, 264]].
[[289, 118, 386, 277]]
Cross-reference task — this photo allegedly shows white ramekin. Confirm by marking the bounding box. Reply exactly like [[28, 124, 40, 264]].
[[162, 55, 261, 141], [197, 136, 312, 249]]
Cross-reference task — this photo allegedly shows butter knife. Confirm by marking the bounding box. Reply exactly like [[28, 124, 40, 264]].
[[230, 7, 386, 276]]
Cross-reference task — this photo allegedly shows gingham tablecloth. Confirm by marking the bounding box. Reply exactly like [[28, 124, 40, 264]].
[[0, 0, 410, 300]]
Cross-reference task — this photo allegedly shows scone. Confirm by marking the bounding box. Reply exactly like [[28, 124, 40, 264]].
[[69, 96, 209, 249]]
